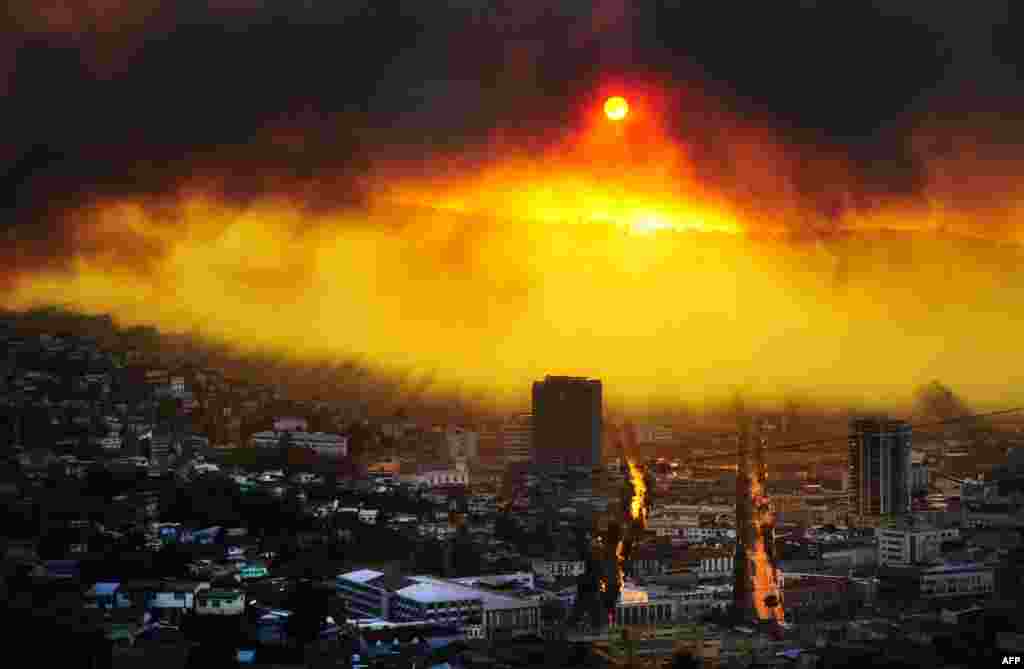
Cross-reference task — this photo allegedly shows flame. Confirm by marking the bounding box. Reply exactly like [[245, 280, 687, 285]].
[[615, 537, 626, 593], [608, 455, 649, 617], [743, 441, 784, 623], [627, 458, 647, 527]]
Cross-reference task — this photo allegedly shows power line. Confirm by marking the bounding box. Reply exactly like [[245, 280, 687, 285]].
[[681, 407, 1024, 465]]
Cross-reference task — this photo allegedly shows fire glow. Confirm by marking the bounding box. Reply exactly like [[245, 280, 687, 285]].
[[612, 454, 649, 612], [4, 94, 1024, 411], [627, 458, 648, 527]]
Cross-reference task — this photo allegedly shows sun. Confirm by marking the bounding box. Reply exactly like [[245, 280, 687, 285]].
[[604, 96, 629, 122]]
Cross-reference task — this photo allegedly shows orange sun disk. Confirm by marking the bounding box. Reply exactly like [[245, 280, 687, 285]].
[[604, 96, 629, 121]]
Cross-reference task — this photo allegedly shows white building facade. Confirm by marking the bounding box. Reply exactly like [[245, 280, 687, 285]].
[[919, 562, 994, 598], [336, 569, 539, 639], [877, 527, 960, 566]]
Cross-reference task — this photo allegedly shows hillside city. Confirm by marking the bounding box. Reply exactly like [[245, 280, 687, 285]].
[[2, 311, 1024, 669]]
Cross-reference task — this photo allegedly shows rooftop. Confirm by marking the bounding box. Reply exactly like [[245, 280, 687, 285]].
[[396, 576, 535, 610], [367, 573, 418, 592], [396, 579, 483, 605], [339, 569, 385, 584], [87, 582, 121, 596], [922, 560, 992, 574]]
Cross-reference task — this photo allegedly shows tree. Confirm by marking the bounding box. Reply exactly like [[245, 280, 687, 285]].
[[285, 580, 329, 649], [541, 598, 567, 625], [669, 650, 700, 669], [278, 431, 294, 469], [158, 397, 179, 421], [451, 524, 482, 577]]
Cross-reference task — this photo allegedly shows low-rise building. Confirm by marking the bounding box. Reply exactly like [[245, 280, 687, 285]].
[[782, 573, 858, 615], [674, 547, 735, 580], [445, 426, 479, 462], [673, 584, 732, 619], [531, 557, 585, 582], [336, 569, 540, 638], [251, 430, 348, 457], [402, 465, 469, 488], [612, 583, 682, 626], [877, 526, 960, 566], [879, 561, 995, 601], [273, 417, 308, 432], [84, 582, 133, 609], [118, 579, 210, 622], [417, 521, 458, 540], [195, 589, 246, 615], [237, 561, 270, 581]]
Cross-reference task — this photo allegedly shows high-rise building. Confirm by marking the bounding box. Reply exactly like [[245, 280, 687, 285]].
[[500, 414, 533, 465], [444, 426, 479, 462], [531, 376, 602, 470], [476, 423, 502, 465], [849, 418, 912, 518]]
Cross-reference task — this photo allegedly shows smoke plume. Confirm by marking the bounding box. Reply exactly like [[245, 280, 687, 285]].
[[3, 2, 1024, 410]]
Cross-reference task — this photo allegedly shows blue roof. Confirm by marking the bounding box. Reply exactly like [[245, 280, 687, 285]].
[[94, 582, 121, 595]]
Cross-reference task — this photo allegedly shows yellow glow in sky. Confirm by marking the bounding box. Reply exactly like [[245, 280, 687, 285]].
[[5, 100, 1024, 413]]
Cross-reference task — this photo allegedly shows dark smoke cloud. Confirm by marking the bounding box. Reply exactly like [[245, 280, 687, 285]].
[[2, 1, 1023, 287], [912, 380, 994, 443], [915, 381, 970, 421]]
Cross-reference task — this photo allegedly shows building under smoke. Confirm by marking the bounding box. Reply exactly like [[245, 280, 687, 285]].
[[531, 376, 602, 472], [849, 418, 912, 518], [500, 413, 533, 465]]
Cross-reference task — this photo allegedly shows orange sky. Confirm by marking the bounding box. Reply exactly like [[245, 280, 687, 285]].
[[5, 95, 1024, 413]]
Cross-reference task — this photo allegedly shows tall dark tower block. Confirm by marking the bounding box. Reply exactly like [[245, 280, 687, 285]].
[[531, 376, 602, 471]]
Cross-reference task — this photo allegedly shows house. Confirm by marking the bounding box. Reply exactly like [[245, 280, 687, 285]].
[[36, 559, 80, 581], [195, 589, 246, 615], [183, 526, 223, 545], [104, 623, 140, 649], [238, 561, 270, 581], [119, 579, 210, 622]]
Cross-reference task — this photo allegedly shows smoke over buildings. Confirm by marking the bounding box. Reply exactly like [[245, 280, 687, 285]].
[[3, 2, 1024, 410]]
